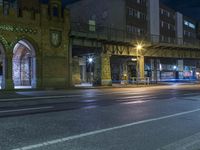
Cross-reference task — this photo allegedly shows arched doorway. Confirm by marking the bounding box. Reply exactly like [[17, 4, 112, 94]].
[[13, 39, 36, 89], [0, 43, 5, 89]]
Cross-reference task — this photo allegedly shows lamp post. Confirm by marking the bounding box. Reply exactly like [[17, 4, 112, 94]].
[[88, 57, 93, 84], [136, 44, 143, 82]]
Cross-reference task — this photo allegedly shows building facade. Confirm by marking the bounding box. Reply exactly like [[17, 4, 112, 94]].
[[0, 0, 200, 90], [68, 0, 200, 86], [0, 0, 70, 90]]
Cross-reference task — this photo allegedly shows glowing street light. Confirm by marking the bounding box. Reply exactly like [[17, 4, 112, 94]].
[[173, 65, 177, 70], [88, 57, 93, 63], [136, 44, 142, 51], [87, 56, 94, 84]]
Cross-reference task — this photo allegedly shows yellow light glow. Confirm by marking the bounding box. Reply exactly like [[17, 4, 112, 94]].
[[131, 58, 137, 61], [136, 44, 142, 50]]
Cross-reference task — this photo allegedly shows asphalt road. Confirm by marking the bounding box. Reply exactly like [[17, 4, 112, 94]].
[[1, 84, 200, 150]]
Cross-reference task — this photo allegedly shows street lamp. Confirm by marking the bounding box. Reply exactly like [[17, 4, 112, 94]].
[[88, 57, 93, 64], [87, 57, 94, 84]]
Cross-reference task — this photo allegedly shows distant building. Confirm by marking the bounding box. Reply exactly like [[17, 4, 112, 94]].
[[67, 0, 200, 86]]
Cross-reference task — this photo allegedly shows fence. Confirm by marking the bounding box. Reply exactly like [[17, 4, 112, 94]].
[[130, 77, 150, 85], [71, 22, 200, 47]]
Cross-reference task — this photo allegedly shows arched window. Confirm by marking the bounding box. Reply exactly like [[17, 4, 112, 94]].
[[53, 5, 59, 17]]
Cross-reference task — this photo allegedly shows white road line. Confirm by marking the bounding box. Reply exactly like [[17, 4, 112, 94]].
[[12, 108, 200, 150], [0, 106, 53, 113], [0, 93, 154, 102], [122, 100, 151, 104], [0, 95, 80, 101]]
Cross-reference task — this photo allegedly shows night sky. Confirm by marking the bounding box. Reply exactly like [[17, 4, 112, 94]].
[[161, 0, 200, 20], [52, 0, 200, 20]]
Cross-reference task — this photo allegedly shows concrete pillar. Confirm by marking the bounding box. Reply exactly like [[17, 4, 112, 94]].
[[93, 55, 101, 85], [79, 56, 86, 83], [5, 54, 14, 90], [151, 58, 158, 82], [101, 54, 112, 86], [69, 40, 73, 87], [82, 65, 86, 82], [138, 56, 145, 78], [157, 59, 161, 81], [177, 59, 184, 79], [72, 56, 81, 85]]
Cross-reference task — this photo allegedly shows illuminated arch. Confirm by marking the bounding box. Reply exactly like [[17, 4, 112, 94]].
[[12, 39, 37, 89]]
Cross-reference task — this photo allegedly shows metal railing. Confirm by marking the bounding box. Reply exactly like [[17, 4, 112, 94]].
[[131, 77, 150, 85], [71, 22, 200, 47], [70, 22, 148, 43]]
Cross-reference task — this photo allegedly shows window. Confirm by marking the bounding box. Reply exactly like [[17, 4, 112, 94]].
[[167, 12, 170, 17], [137, 11, 140, 18], [127, 25, 132, 32], [189, 23, 195, 29], [140, 13, 146, 20], [53, 6, 59, 17], [161, 21, 164, 27], [126, 25, 144, 36], [137, 0, 140, 4], [137, 0, 145, 4], [3, 0, 9, 16], [184, 21, 189, 26], [161, 35, 164, 41], [168, 23, 170, 30], [89, 20, 96, 32], [160, 9, 164, 14], [184, 20, 195, 29], [128, 7, 133, 16]]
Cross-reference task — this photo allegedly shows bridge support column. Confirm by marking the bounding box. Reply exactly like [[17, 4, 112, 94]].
[[72, 56, 81, 85], [138, 56, 145, 78], [151, 59, 158, 83], [177, 59, 184, 79], [101, 54, 112, 86], [93, 55, 101, 86]]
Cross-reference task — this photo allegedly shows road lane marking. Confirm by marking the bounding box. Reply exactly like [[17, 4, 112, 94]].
[[0, 93, 155, 102], [0, 106, 53, 113], [12, 107, 200, 150], [0, 95, 81, 102], [122, 100, 151, 104]]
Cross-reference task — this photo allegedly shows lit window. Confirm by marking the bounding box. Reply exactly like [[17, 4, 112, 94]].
[[184, 20, 189, 26], [189, 23, 195, 29], [89, 20, 96, 32]]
